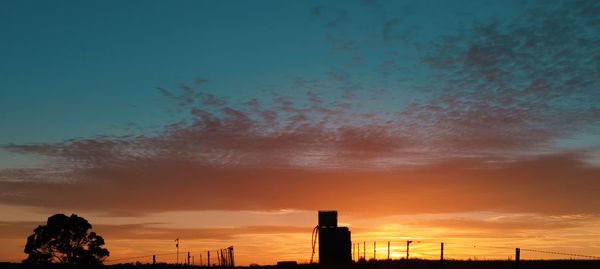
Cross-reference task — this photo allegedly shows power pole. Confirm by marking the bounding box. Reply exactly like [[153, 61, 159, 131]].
[[374, 242, 377, 260], [441, 242, 444, 269], [175, 238, 180, 264], [188, 251, 191, 265], [153, 255, 156, 265], [388, 241, 390, 260], [516, 248, 520, 269], [406, 240, 413, 260], [208, 251, 210, 267]]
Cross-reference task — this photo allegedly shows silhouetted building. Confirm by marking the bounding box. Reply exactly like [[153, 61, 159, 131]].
[[318, 211, 351, 264], [319, 211, 338, 227]]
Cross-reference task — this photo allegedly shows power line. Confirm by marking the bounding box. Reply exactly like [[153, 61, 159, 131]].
[[520, 248, 600, 259], [472, 244, 600, 259], [106, 252, 176, 262]]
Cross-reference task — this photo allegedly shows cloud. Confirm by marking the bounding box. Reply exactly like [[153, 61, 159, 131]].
[[195, 78, 209, 85], [2, 1, 600, 217], [309, 6, 321, 20], [1, 152, 599, 216], [328, 71, 347, 81], [324, 10, 350, 28], [411, 214, 594, 232]]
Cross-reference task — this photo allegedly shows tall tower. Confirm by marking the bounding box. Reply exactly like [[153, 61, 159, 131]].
[[318, 211, 351, 264]]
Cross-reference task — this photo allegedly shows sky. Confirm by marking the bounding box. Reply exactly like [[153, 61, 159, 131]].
[[1, 0, 600, 265]]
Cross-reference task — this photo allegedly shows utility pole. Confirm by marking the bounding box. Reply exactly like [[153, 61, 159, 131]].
[[153, 255, 156, 265], [188, 251, 191, 265], [441, 242, 444, 269], [229, 246, 235, 267], [388, 241, 391, 260], [374, 242, 377, 260], [208, 251, 210, 267], [406, 240, 413, 260], [175, 238, 180, 264], [516, 248, 520, 269]]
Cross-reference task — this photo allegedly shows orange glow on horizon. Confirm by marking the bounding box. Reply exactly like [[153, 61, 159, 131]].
[[2, 209, 600, 265]]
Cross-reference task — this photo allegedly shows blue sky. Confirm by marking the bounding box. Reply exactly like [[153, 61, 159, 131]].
[[1, 0, 539, 143]]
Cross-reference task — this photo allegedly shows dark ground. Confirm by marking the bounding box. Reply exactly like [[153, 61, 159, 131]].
[[3, 260, 600, 269]]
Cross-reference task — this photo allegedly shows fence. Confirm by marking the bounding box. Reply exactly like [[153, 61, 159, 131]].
[[105, 246, 234, 267], [350, 240, 600, 263], [104, 239, 600, 265]]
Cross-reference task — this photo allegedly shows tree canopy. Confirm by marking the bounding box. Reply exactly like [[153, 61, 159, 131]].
[[24, 213, 109, 264]]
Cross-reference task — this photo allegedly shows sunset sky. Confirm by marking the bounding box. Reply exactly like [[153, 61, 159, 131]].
[[1, 0, 600, 265]]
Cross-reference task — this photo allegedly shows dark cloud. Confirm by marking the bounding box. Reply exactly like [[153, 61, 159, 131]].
[[418, 0, 600, 107], [324, 10, 350, 28], [309, 6, 321, 20], [352, 56, 364, 63], [195, 78, 209, 85], [328, 71, 347, 81], [155, 84, 226, 108]]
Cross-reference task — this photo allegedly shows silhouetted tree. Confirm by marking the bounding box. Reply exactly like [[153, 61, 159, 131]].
[[23, 213, 109, 264]]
